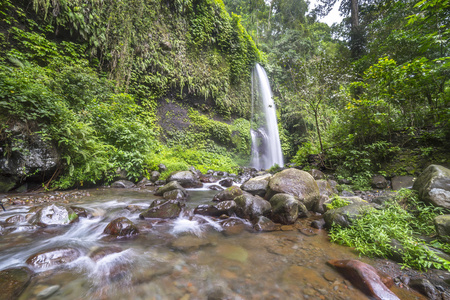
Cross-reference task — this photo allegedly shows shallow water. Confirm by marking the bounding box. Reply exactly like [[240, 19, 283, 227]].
[[0, 188, 425, 299]]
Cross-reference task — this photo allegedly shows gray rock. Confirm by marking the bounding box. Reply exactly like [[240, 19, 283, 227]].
[[311, 219, 326, 229], [240, 174, 271, 197], [30, 204, 79, 227], [434, 215, 450, 242], [310, 169, 326, 180], [150, 171, 161, 182], [208, 185, 223, 191], [269, 193, 306, 225], [413, 165, 450, 209], [316, 180, 335, 197], [265, 168, 320, 210], [111, 180, 135, 188], [166, 171, 202, 188], [391, 176, 415, 190], [215, 200, 237, 216], [323, 202, 374, 228], [234, 194, 271, 220], [194, 205, 221, 216], [158, 163, 167, 173], [139, 200, 184, 219], [0, 175, 18, 193], [136, 178, 154, 187], [155, 181, 187, 196], [371, 175, 388, 189], [219, 178, 234, 188], [410, 278, 440, 300], [163, 189, 188, 201]]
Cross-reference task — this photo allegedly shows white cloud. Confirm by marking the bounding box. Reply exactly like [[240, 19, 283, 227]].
[[309, 0, 343, 26]]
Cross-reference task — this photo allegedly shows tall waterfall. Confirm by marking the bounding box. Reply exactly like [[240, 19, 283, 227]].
[[250, 64, 284, 170]]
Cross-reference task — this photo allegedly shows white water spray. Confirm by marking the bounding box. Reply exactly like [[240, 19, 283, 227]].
[[251, 64, 284, 170]]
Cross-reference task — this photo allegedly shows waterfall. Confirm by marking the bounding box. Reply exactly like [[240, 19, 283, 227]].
[[250, 64, 284, 170]]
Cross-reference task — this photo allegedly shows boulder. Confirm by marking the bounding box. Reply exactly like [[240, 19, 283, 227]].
[[234, 194, 271, 220], [322, 196, 366, 212], [166, 171, 202, 188], [0, 267, 33, 299], [269, 193, 306, 225], [323, 202, 374, 228], [434, 215, 450, 242], [104, 217, 139, 236], [327, 260, 399, 300], [194, 204, 221, 217], [163, 189, 188, 201], [253, 216, 276, 231], [409, 278, 440, 300], [240, 174, 271, 197], [212, 186, 243, 202], [29, 203, 79, 227], [26, 247, 81, 269], [220, 218, 248, 235], [371, 175, 388, 189], [316, 180, 335, 197], [310, 169, 325, 180], [0, 125, 59, 192], [139, 200, 184, 219], [311, 218, 326, 229], [158, 163, 167, 173], [155, 181, 187, 197], [136, 178, 154, 188], [219, 178, 234, 188], [265, 168, 320, 210], [150, 171, 161, 182], [391, 176, 415, 190], [413, 165, 450, 209], [111, 180, 135, 188], [0, 175, 18, 193], [215, 200, 237, 216]]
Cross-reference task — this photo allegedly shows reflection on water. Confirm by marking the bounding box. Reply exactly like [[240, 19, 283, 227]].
[[0, 189, 424, 299]]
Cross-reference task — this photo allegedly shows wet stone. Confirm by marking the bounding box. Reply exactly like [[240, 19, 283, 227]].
[[26, 247, 81, 269], [220, 218, 247, 235], [253, 216, 276, 232], [89, 246, 123, 262], [140, 200, 184, 219], [0, 267, 33, 300], [208, 185, 223, 191], [104, 217, 139, 236], [70, 206, 88, 218], [171, 236, 213, 252], [5, 214, 26, 224], [219, 178, 234, 188], [37, 285, 60, 299]]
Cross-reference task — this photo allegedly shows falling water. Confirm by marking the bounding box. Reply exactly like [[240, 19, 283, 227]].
[[251, 64, 284, 170]]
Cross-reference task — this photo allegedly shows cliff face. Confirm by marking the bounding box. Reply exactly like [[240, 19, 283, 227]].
[[0, 0, 261, 190]]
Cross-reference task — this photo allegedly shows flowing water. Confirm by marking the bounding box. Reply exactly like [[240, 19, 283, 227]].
[[0, 188, 425, 300], [251, 64, 284, 170]]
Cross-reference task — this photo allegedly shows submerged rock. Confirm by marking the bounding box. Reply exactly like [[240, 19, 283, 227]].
[[26, 247, 81, 269], [327, 259, 399, 300], [220, 217, 248, 235], [139, 200, 184, 219], [30, 203, 79, 227], [89, 246, 123, 262], [265, 168, 320, 210], [104, 217, 139, 236], [0, 267, 33, 300], [413, 164, 450, 209], [240, 174, 271, 197]]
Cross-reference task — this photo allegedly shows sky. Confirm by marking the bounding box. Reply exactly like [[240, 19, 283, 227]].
[[308, 0, 343, 26]]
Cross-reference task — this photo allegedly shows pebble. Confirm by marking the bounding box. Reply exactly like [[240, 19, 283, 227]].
[[37, 285, 60, 299]]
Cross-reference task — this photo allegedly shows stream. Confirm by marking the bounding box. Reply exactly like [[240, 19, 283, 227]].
[[0, 188, 427, 300]]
